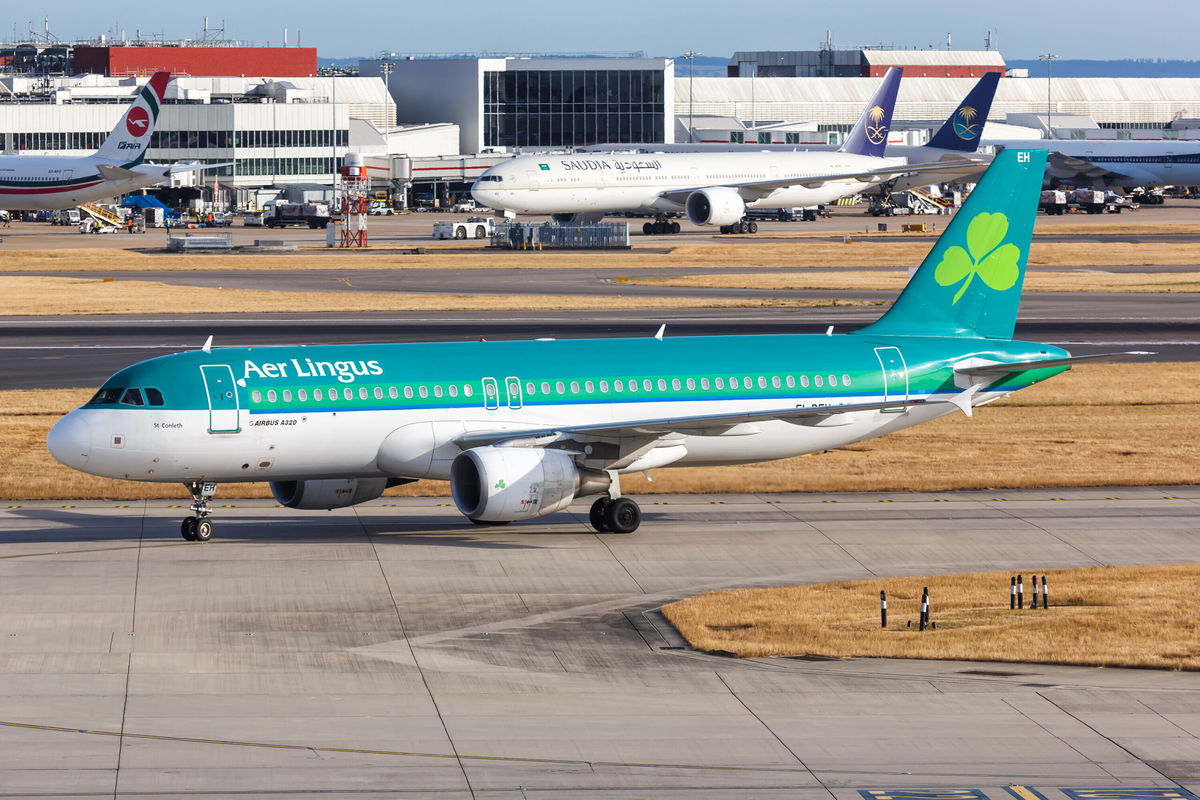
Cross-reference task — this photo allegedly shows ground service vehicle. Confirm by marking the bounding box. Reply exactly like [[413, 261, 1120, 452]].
[[264, 202, 332, 229], [433, 216, 495, 240]]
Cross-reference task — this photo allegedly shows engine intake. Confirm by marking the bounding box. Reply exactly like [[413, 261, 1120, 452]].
[[271, 477, 392, 510], [451, 447, 610, 522], [685, 187, 746, 227]]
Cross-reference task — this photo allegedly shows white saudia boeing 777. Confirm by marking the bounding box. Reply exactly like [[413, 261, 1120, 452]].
[[48, 149, 1142, 542], [471, 67, 979, 233], [0, 72, 214, 211]]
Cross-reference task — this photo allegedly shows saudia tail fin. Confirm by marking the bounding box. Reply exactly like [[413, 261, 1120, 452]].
[[854, 148, 1047, 340], [925, 71, 1001, 152], [838, 67, 902, 158], [94, 71, 170, 165]]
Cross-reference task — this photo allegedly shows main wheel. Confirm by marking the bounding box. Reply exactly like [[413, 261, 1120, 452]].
[[589, 497, 611, 532], [180, 518, 197, 541], [642, 222, 653, 235], [747, 221, 758, 233], [193, 518, 213, 542], [602, 497, 641, 534], [669, 221, 680, 234]]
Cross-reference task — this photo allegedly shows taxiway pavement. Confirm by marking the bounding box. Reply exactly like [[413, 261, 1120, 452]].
[[1, 487, 1198, 797]]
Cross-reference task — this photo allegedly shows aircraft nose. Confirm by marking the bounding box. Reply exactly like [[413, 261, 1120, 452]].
[[470, 183, 493, 206], [47, 410, 91, 471]]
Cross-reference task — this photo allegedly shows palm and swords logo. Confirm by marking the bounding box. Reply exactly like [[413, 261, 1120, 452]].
[[865, 105, 890, 145], [953, 105, 981, 140]]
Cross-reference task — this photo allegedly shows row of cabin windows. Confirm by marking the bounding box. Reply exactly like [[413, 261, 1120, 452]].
[[88, 387, 165, 406], [248, 374, 854, 405]]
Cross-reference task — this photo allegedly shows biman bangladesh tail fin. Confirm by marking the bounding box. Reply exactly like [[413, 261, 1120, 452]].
[[95, 71, 170, 165], [854, 148, 1047, 340]]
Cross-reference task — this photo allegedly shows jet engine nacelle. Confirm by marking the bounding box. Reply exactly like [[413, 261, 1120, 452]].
[[271, 477, 390, 510], [450, 447, 610, 522], [686, 187, 746, 227]]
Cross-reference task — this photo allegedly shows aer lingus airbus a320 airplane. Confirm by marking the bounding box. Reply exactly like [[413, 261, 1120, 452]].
[[48, 149, 1142, 542]]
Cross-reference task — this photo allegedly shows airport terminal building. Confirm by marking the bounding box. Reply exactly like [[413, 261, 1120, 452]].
[[361, 56, 675, 153]]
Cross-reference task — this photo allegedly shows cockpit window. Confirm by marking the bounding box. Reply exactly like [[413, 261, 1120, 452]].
[[120, 388, 145, 406], [89, 388, 122, 405], [478, 174, 503, 182], [145, 388, 165, 406]]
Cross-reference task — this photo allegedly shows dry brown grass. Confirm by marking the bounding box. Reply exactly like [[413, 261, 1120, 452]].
[[662, 565, 1200, 670], [630, 270, 1200, 293], [1, 238, 1198, 275], [3, 363, 1197, 500], [0, 276, 860, 316]]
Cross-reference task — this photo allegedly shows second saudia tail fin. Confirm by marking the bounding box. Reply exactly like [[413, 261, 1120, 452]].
[[854, 148, 1047, 340], [926, 71, 1001, 152]]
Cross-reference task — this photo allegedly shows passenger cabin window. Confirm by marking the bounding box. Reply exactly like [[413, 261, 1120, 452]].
[[252, 390, 263, 403], [374, 387, 383, 400], [388, 387, 398, 399], [267, 390, 277, 403], [448, 385, 458, 397], [283, 390, 293, 402], [121, 388, 144, 406], [298, 389, 308, 402], [842, 374, 852, 386], [314, 388, 324, 401], [145, 388, 165, 406]]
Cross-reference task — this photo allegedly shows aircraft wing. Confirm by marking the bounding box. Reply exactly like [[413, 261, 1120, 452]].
[[455, 397, 942, 450], [954, 351, 1152, 378], [655, 158, 985, 204], [1045, 151, 1134, 183]]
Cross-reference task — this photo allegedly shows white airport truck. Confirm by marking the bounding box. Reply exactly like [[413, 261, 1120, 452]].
[[432, 216, 495, 240]]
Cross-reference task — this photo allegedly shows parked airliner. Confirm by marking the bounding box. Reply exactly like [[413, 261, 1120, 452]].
[[472, 67, 978, 234], [985, 138, 1200, 195], [0, 72, 213, 211], [47, 149, 1141, 541]]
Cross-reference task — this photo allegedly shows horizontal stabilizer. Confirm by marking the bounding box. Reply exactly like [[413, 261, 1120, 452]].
[[168, 161, 235, 174], [955, 351, 1152, 377], [96, 164, 142, 181]]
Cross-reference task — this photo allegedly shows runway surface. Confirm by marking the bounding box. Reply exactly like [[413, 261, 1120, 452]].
[[2, 296, 1195, 388], [2, 487, 1198, 797]]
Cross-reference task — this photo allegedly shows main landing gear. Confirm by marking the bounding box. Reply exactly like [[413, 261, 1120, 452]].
[[588, 496, 642, 534], [180, 480, 217, 542], [642, 215, 681, 235], [719, 218, 758, 234]]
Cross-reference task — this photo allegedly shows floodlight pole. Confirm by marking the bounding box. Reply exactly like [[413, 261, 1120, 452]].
[[1038, 53, 1059, 137], [683, 51, 702, 142]]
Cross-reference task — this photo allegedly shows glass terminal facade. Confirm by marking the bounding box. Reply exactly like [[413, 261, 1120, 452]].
[[483, 69, 664, 148]]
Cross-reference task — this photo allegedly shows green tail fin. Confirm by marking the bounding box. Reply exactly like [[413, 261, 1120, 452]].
[[855, 148, 1047, 340]]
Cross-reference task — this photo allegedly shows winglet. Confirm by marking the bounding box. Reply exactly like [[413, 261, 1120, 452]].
[[654, 324, 666, 341], [202, 335, 213, 353], [947, 384, 982, 418]]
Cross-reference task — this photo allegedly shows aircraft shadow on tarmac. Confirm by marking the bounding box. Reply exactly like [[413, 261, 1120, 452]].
[[0, 508, 587, 549]]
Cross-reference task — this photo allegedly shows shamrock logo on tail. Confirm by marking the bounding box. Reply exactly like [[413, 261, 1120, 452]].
[[934, 212, 1022, 304]]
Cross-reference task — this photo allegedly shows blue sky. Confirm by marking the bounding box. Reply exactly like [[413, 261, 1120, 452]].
[[14, 1, 1198, 60]]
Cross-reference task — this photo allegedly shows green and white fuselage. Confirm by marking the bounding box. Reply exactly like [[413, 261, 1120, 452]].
[[48, 333, 1068, 484], [48, 150, 1136, 537]]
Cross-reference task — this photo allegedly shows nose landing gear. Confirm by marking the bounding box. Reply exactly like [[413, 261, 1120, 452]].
[[181, 481, 217, 542]]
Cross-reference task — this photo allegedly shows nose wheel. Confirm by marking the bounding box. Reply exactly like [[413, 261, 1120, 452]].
[[181, 481, 217, 542], [588, 496, 641, 534]]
